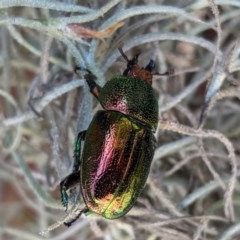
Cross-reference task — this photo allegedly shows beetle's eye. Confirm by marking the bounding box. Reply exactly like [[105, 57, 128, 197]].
[[145, 59, 155, 72]]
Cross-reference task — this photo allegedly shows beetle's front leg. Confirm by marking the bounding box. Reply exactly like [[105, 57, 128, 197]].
[[75, 66, 102, 99], [84, 72, 102, 99]]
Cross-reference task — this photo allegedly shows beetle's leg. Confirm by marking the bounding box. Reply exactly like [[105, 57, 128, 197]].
[[60, 130, 86, 210], [64, 207, 88, 227], [75, 66, 102, 99], [72, 130, 86, 172], [60, 171, 80, 211], [84, 72, 102, 99]]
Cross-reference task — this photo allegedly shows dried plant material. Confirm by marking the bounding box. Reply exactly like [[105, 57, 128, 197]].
[[2, 1, 240, 239], [159, 119, 237, 222], [67, 21, 124, 40], [207, 0, 222, 70]]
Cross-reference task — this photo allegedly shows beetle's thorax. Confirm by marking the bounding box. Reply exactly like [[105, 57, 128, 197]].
[[126, 65, 153, 85], [97, 49, 158, 130], [98, 76, 159, 130]]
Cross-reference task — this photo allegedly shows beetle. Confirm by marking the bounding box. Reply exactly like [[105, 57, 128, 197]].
[[60, 47, 169, 226]]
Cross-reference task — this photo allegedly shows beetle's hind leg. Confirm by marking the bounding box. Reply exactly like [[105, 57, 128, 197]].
[[74, 66, 102, 99], [64, 207, 88, 227], [60, 171, 80, 211], [60, 131, 86, 210]]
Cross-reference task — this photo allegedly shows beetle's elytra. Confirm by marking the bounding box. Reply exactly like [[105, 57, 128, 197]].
[[60, 47, 163, 226]]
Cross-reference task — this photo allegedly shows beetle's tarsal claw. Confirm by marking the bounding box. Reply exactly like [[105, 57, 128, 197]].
[[74, 66, 85, 73], [74, 66, 92, 75], [64, 221, 72, 227], [63, 208, 87, 227]]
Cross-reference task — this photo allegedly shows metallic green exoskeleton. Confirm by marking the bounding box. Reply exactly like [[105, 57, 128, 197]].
[[60, 47, 164, 226]]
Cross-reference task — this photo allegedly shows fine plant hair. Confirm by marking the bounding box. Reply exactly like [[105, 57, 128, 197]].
[[1, 1, 240, 240]]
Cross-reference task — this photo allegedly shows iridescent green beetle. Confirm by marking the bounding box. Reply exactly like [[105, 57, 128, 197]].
[[60, 47, 166, 226]]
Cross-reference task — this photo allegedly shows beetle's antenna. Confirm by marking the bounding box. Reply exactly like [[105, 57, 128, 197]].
[[133, 52, 141, 63], [74, 66, 91, 75], [118, 46, 129, 62]]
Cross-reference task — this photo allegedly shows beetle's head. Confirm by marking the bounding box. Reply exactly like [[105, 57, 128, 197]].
[[118, 47, 155, 85]]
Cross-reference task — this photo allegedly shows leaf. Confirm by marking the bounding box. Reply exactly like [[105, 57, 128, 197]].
[[67, 21, 124, 40]]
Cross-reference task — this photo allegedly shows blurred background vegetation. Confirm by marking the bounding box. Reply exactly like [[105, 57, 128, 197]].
[[1, 0, 240, 239]]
